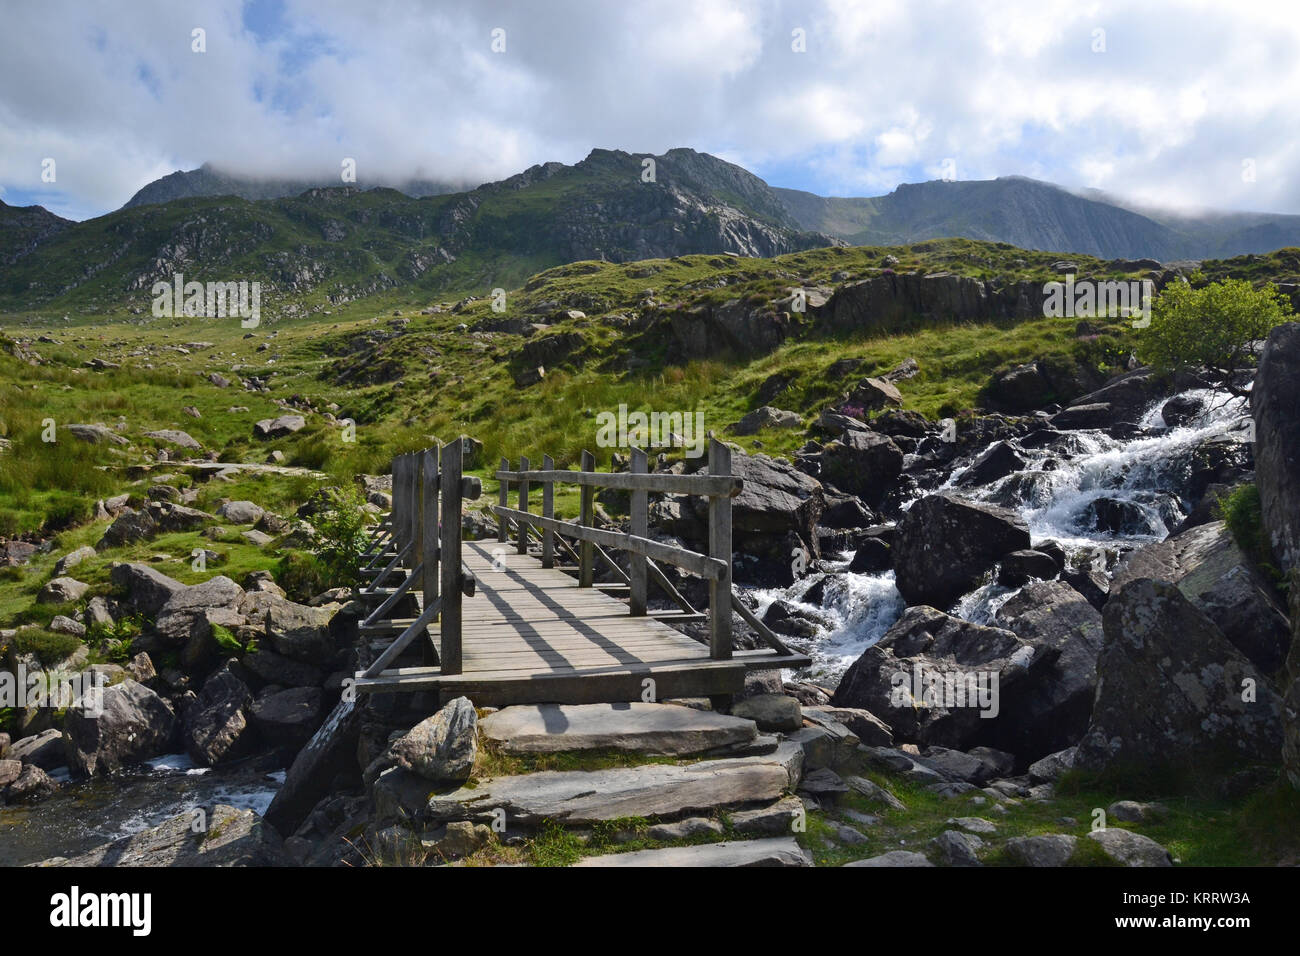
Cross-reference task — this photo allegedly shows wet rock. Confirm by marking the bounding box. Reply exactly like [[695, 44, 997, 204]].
[[250, 686, 323, 750], [42, 805, 289, 866], [63, 679, 177, 776], [184, 663, 254, 766], [4, 763, 56, 804], [893, 492, 1031, 607], [956, 441, 1026, 489], [997, 549, 1060, 587], [820, 430, 903, 507], [1075, 578, 1283, 773]]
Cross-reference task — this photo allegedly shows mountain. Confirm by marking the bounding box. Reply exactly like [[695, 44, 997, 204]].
[[0, 149, 836, 314], [0, 199, 73, 268], [122, 162, 462, 209], [774, 176, 1300, 260]]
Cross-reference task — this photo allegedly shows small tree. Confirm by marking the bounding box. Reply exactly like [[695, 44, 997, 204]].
[[1140, 278, 1294, 396], [310, 485, 371, 589]]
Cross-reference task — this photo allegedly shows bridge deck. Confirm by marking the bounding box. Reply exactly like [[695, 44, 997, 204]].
[[353, 540, 809, 706]]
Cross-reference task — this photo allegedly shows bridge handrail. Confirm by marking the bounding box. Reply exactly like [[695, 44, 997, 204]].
[[492, 435, 738, 660]]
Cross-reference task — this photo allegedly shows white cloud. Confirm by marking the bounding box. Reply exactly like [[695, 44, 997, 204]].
[[2, 0, 1298, 219]]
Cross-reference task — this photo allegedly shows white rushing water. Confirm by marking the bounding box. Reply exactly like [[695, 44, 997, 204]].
[[756, 388, 1252, 683]]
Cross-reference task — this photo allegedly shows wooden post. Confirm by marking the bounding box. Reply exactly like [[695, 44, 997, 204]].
[[440, 438, 464, 675], [497, 457, 509, 543], [541, 454, 555, 569], [390, 455, 407, 556], [579, 449, 595, 588], [517, 455, 530, 555], [422, 446, 439, 611], [413, 451, 425, 587], [707, 435, 732, 660], [629, 446, 648, 616]]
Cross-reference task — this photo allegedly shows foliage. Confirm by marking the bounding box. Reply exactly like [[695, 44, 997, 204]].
[[308, 484, 371, 589], [1140, 279, 1294, 394]]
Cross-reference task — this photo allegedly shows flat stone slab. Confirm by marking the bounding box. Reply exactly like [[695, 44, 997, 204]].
[[426, 751, 799, 827], [573, 838, 812, 867], [480, 702, 758, 756]]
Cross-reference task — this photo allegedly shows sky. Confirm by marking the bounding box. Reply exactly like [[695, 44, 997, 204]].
[[1, 0, 1298, 221]]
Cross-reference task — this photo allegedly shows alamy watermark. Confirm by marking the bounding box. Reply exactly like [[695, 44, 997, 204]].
[[151, 272, 260, 327], [0, 664, 105, 716], [890, 662, 1000, 718], [1042, 273, 1154, 328], [595, 404, 707, 458]]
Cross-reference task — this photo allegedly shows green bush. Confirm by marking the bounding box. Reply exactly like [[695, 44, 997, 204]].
[[275, 550, 327, 603], [308, 484, 371, 589], [11, 629, 83, 667], [1218, 483, 1269, 566]]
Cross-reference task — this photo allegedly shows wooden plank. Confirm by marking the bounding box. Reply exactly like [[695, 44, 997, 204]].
[[708, 436, 733, 661], [440, 437, 464, 675], [579, 449, 595, 588], [730, 592, 792, 655], [629, 446, 648, 617], [362, 596, 442, 678], [422, 446, 440, 612], [361, 560, 423, 626], [497, 457, 509, 543], [541, 454, 555, 569], [517, 455, 530, 555], [494, 506, 726, 580], [494, 468, 743, 498]]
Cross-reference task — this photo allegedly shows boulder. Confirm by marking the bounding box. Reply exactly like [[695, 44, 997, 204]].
[[479, 702, 757, 756], [732, 406, 802, 435], [264, 698, 361, 835], [253, 415, 306, 439], [184, 663, 254, 766], [573, 838, 812, 867], [389, 696, 477, 784], [1111, 521, 1290, 673], [110, 562, 185, 615], [820, 430, 904, 507], [1087, 828, 1173, 867], [1075, 578, 1283, 773], [250, 686, 323, 750], [154, 576, 244, 645], [143, 429, 202, 451], [96, 510, 157, 550], [5, 763, 56, 803], [956, 441, 1025, 489], [217, 500, 265, 524], [240, 591, 336, 664], [66, 423, 129, 446], [831, 606, 1039, 749], [848, 538, 892, 574], [63, 679, 177, 776], [42, 805, 289, 866], [53, 546, 97, 576], [843, 850, 934, 867], [730, 694, 802, 733], [7, 728, 64, 769], [1005, 834, 1078, 866], [991, 581, 1105, 760], [997, 549, 1060, 587], [1254, 322, 1300, 570], [893, 493, 1031, 607], [37, 576, 89, 604]]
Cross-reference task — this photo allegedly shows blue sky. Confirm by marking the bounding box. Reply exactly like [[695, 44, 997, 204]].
[[2, 0, 1298, 221]]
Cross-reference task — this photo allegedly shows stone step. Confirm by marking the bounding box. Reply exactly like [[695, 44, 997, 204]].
[[403, 744, 804, 828], [480, 702, 758, 757], [573, 837, 813, 867]]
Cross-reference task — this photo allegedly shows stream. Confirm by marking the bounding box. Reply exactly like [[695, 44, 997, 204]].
[[750, 388, 1252, 683]]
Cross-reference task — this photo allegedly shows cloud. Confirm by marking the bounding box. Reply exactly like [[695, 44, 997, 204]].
[[1, 0, 1298, 220]]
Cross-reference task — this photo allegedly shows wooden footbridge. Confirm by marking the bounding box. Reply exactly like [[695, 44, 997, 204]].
[[351, 437, 809, 707]]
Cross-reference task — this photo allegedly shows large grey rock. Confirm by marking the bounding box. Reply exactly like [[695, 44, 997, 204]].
[[5, 763, 56, 803], [6, 728, 64, 769], [802, 706, 893, 747], [250, 686, 322, 750], [40, 805, 289, 866], [831, 605, 1039, 749], [843, 850, 934, 867], [253, 415, 306, 439], [1075, 578, 1284, 772], [574, 838, 812, 867], [1253, 321, 1300, 571], [1005, 834, 1078, 866], [732, 406, 803, 435], [992, 580, 1105, 759], [217, 500, 265, 524], [239, 592, 336, 664], [154, 576, 244, 645], [729, 796, 805, 835], [390, 696, 477, 784], [63, 680, 177, 776], [1111, 521, 1290, 673], [265, 698, 360, 834], [893, 493, 1031, 607], [37, 576, 89, 604], [930, 829, 984, 866], [96, 510, 158, 550], [184, 663, 253, 766], [53, 546, 97, 577], [110, 562, 184, 615], [66, 423, 128, 445], [730, 694, 802, 733], [143, 429, 202, 451], [1087, 828, 1173, 867], [422, 753, 796, 827], [820, 430, 903, 507], [479, 702, 757, 756]]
